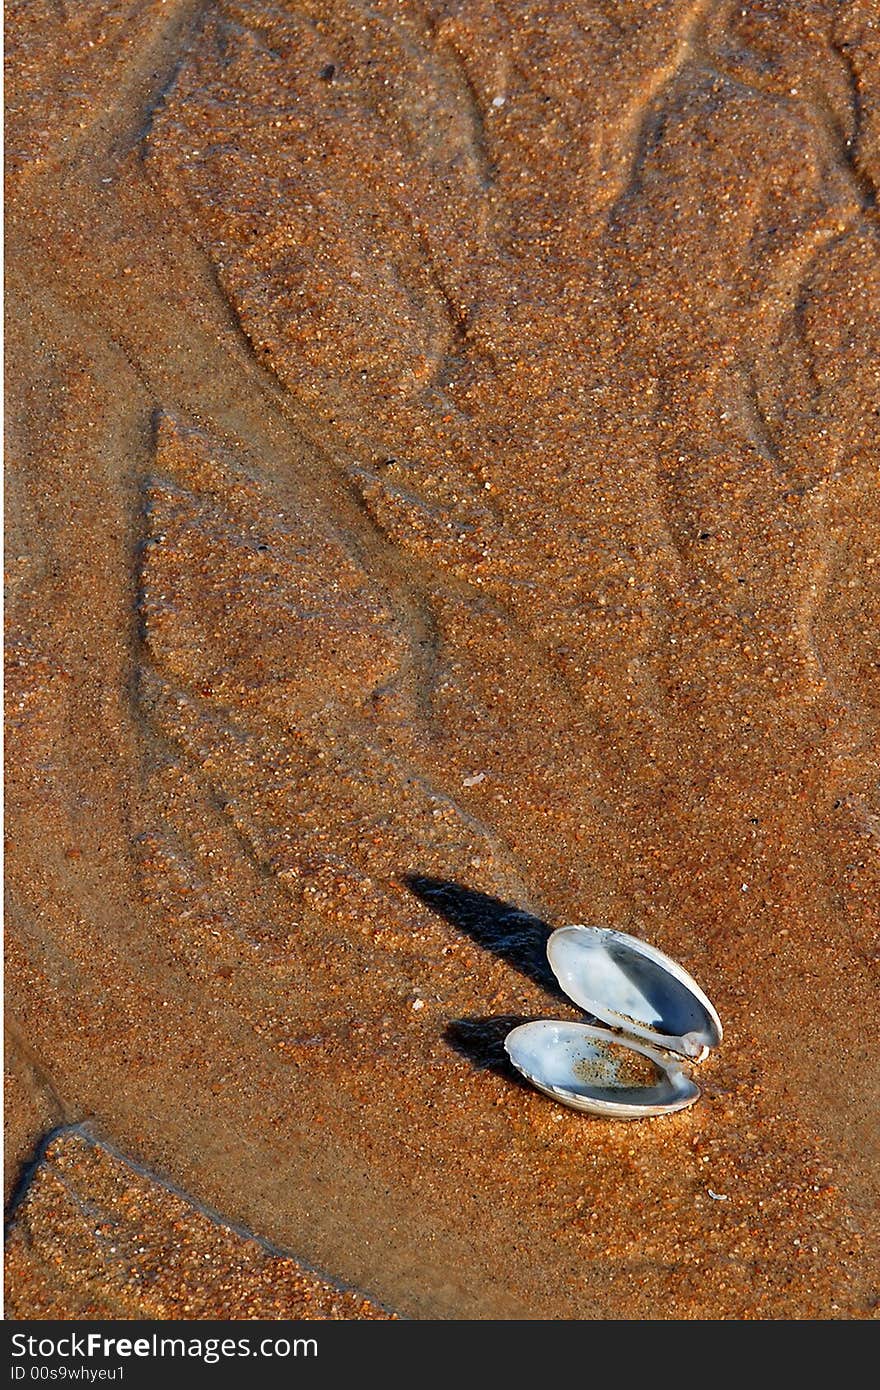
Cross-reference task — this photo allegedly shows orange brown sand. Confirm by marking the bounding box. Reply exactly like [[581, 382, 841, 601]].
[[5, 0, 879, 1319], [4, 1130, 391, 1319]]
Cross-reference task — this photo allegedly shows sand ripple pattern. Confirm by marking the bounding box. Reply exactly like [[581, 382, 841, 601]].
[[5, 0, 879, 1318]]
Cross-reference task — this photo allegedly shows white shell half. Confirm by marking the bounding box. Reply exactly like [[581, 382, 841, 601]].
[[547, 926, 723, 1062], [504, 1020, 700, 1118]]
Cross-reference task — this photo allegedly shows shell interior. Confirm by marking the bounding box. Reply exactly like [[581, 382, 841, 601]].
[[546, 925, 723, 1061], [504, 1020, 700, 1119]]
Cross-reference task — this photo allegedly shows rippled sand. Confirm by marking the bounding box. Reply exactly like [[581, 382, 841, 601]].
[[5, 0, 879, 1318]]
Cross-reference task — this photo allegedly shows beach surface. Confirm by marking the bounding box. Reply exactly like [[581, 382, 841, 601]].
[[5, 0, 879, 1318]]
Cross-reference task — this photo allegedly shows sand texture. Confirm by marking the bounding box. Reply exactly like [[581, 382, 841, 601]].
[[4, 1128, 391, 1319], [5, 0, 879, 1319]]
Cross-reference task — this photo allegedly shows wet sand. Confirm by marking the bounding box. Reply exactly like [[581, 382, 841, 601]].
[[4, 1129, 392, 1319], [5, 0, 879, 1318]]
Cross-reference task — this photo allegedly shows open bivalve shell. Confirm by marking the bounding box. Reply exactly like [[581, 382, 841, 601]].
[[504, 1021, 700, 1119], [547, 926, 723, 1062], [504, 926, 722, 1119]]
